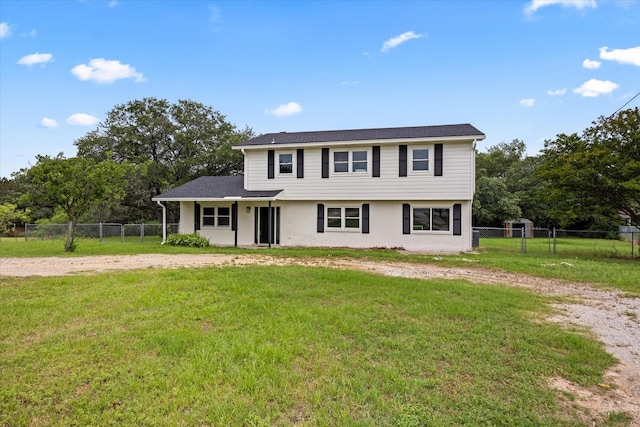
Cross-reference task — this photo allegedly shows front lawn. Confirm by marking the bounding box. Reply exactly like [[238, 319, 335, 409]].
[[0, 266, 614, 426]]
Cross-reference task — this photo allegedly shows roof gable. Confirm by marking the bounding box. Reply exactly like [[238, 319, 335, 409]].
[[237, 124, 485, 147]]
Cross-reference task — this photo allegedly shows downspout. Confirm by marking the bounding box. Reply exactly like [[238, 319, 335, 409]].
[[156, 200, 167, 244]]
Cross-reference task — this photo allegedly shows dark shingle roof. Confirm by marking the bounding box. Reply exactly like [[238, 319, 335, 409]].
[[153, 176, 281, 200], [237, 124, 485, 147]]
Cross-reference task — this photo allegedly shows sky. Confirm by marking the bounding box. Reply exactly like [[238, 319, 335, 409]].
[[1, 0, 638, 178]]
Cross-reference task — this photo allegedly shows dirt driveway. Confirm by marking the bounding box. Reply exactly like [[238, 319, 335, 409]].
[[1, 254, 638, 425]]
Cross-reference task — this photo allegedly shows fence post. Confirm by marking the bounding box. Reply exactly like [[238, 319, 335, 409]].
[[99, 222, 103, 243], [141, 223, 144, 243], [553, 227, 557, 255], [632, 231, 635, 257], [120, 224, 124, 243], [521, 227, 526, 253]]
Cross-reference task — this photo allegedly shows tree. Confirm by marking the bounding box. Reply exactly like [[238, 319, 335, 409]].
[[473, 176, 522, 226], [23, 154, 129, 251], [74, 98, 254, 222], [539, 107, 640, 228], [0, 203, 30, 235]]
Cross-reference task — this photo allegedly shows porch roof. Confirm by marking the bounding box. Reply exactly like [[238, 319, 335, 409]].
[[152, 176, 282, 202]]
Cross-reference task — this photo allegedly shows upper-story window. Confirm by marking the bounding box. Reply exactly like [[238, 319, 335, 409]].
[[333, 150, 368, 173], [279, 153, 293, 174], [412, 148, 429, 171]]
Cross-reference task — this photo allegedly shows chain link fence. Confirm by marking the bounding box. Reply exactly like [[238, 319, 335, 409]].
[[23, 223, 179, 243], [474, 227, 639, 258]]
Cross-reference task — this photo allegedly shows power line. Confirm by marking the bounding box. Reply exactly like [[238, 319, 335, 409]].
[[610, 91, 640, 117]]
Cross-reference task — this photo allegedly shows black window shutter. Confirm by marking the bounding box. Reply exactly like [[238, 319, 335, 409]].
[[372, 146, 380, 177], [402, 203, 410, 234], [194, 202, 201, 231], [231, 203, 238, 231], [399, 145, 407, 177], [268, 150, 275, 179], [297, 148, 304, 178], [435, 144, 443, 176], [453, 203, 462, 235], [321, 148, 329, 178], [317, 203, 325, 233], [362, 203, 370, 234]]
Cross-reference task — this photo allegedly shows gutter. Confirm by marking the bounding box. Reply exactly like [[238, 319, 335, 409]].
[[156, 200, 167, 244]]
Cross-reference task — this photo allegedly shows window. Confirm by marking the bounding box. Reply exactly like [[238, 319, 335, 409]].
[[333, 150, 368, 174], [279, 153, 293, 174], [217, 207, 230, 227], [412, 148, 429, 171], [412, 207, 450, 232], [202, 207, 215, 226], [334, 152, 349, 173], [201, 206, 231, 228], [327, 207, 360, 230], [352, 151, 367, 172]]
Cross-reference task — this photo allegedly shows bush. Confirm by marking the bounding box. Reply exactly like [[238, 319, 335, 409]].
[[166, 233, 209, 248]]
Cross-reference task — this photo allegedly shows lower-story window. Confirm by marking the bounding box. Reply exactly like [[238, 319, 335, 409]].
[[327, 206, 360, 230], [413, 207, 450, 232], [202, 206, 231, 228]]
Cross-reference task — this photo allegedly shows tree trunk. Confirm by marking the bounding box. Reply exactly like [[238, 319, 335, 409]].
[[64, 220, 77, 252]]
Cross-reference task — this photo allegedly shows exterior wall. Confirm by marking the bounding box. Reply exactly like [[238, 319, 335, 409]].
[[179, 201, 195, 234], [278, 200, 473, 252], [188, 200, 472, 252], [244, 140, 475, 201]]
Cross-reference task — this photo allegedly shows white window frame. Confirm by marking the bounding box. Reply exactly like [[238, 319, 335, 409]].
[[326, 206, 361, 231], [331, 149, 370, 175], [412, 206, 451, 233], [278, 152, 294, 176], [411, 147, 430, 173], [201, 206, 231, 228]]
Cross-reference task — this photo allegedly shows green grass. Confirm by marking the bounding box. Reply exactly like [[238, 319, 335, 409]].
[[0, 266, 616, 426], [1, 237, 638, 294]]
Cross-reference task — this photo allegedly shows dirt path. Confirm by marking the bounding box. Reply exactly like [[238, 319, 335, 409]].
[[1, 254, 638, 424]]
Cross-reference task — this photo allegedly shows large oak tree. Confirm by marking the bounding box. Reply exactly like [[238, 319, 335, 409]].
[[74, 98, 254, 222]]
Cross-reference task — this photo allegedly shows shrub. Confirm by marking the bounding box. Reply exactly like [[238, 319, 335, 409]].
[[166, 233, 209, 248]]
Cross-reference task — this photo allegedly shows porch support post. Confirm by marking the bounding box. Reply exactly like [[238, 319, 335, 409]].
[[268, 200, 272, 248], [156, 200, 167, 244]]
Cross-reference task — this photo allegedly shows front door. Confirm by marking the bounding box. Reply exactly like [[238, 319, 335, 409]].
[[256, 206, 280, 245]]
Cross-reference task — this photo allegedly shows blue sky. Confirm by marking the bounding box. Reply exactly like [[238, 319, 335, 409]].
[[1, 0, 638, 178]]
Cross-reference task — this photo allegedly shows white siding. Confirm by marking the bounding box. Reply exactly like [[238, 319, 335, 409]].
[[244, 141, 475, 201]]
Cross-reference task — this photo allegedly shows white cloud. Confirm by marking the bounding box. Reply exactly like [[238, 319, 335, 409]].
[[71, 58, 145, 83], [17, 52, 53, 66], [599, 46, 640, 67], [108, 1, 118, 7], [266, 102, 303, 117], [341, 80, 360, 86], [548, 88, 567, 96], [582, 59, 601, 69], [381, 31, 425, 53], [573, 79, 618, 97], [525, 0, 597, 14], [0, 22, 11, 39], [519, 98, 536, 107], [66, 113, 99, 126], [40, 117, 58, 128]]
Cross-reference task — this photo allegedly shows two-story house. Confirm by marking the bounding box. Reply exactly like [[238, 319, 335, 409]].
[[152, 123, 485, 252]]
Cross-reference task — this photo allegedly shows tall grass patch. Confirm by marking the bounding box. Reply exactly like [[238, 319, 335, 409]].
[[1, 266, 613, 426]]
